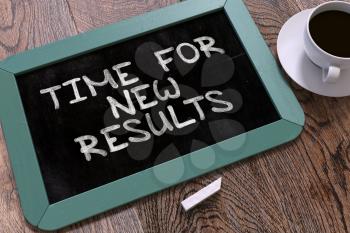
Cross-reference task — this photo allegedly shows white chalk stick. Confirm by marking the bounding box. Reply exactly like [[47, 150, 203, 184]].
[[181, 177, 222, 211]]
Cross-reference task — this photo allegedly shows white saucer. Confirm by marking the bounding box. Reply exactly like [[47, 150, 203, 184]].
[[277, 9, 350, 97]]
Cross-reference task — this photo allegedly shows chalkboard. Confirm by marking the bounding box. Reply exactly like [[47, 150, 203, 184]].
[[0, 0, 303, 230], [17, 10, 279, 203]]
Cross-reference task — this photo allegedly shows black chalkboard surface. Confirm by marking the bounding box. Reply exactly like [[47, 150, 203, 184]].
[[16, 11, 280, 204]]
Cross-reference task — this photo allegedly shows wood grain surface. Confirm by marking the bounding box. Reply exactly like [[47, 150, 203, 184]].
[[0, 0, 349, 232]]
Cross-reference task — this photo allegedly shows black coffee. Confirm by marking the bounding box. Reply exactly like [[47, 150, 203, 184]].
[[309, 10, 350, 58]]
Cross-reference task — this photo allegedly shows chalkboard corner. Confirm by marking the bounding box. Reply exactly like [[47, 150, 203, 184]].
[[281, 103, 305, 128], [22, 204, 49, 231]]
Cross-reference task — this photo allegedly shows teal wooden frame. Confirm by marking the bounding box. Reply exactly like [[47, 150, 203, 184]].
[[0, 0, 304, 230]]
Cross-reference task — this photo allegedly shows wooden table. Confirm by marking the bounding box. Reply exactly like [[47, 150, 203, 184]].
[[0, 0, 349, 232]]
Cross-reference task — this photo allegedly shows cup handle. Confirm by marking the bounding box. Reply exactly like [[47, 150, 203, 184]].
[[322, 65, 341, 83]]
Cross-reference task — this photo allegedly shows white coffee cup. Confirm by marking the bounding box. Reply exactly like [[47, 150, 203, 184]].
[[304, 1, 350, 83]]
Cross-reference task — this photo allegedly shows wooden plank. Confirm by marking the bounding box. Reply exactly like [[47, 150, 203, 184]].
[[60, 206, 144, 233], [243, 4, 349, 232], [66, 0, 179, 33], [0, 0, 77, 60]]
